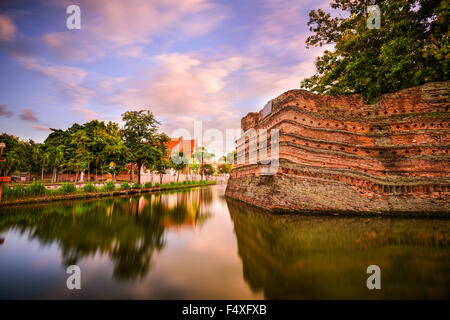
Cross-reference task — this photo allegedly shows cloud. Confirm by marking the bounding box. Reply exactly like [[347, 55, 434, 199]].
[[73, 107, 101, 121], [16, 56, 95, 106], [0, 104, 13, 117], [31, 125, 51, 132], [0, 14, 16, 42], [42, 0, 228, 61], [19, 109, 38, 122]]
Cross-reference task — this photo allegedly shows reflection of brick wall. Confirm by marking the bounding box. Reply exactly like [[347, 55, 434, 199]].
[[226, 82, 450, 214]]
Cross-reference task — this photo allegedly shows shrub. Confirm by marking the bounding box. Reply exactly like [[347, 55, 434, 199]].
[[59, 183, 76, 194], [144, 182, 152, 188], [132, 182, 142, 189], [82, 183, 97, 193], [1, 185, 12, 199], [169, 181, 175, 186], [154, 183, 161, 187], [120, 182, 131, 190], [28, 181, 47, 196], [102, 181, 116, 192]]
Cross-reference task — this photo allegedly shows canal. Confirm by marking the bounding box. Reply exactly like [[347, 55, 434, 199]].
[[0, 185, 449, 299]]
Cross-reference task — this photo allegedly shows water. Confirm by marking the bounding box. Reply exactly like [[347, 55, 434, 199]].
[[0, 185, 448, 299]]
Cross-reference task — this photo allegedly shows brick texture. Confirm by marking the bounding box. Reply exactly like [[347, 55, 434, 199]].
[[226, 82, 450, 214]]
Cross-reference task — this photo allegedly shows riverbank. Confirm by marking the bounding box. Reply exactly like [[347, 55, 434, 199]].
[[0, 181, 216, 207]]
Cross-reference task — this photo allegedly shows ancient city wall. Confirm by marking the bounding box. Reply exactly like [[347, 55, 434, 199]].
[[226, 82, 450, 214]]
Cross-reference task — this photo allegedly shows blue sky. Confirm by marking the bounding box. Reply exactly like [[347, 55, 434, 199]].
[[0, 0, 332, 155]]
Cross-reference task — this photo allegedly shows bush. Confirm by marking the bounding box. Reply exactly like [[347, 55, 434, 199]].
[[82, 183, 97, 193], [28, 181, 47, 196], [120, 182, 131, 190], [154, 183, 161, 187], [102, 181, 116, 192], [132, 182, 142, 189], [59, 183, 76, 194], [169, 181, 175, 185], [144, 182, 152, 188]]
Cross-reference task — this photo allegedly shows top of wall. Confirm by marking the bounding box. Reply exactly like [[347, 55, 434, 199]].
[[241, 81, 450, 131]]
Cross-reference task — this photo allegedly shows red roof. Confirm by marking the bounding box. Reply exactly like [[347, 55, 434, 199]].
[[165, 137, 197, 156]]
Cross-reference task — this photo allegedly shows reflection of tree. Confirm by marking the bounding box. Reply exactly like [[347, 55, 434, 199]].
[[0, 189, 213, 282], [227, 199, 450, 299]]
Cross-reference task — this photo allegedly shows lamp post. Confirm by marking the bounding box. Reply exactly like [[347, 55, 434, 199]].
[[0, 142, 11, 201]]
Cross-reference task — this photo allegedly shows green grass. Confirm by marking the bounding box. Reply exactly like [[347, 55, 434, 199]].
[[1, 179, 217, 201]]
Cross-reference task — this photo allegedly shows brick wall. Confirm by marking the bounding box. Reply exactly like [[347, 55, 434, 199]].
[[226, 81, 450, 214]]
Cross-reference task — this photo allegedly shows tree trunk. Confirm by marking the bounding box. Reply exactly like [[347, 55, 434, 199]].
[[138, 164, 142, 185], [41, 164, 44, 180], [160, 174, 163, 184], [177, 170, 180, 182], [95, 168, 98, 182]]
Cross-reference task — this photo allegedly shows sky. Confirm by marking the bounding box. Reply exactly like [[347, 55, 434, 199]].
[[0, 0, 333, 156]]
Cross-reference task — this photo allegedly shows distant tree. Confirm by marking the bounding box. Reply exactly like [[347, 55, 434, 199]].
[[153, 157, 170, 184], [218, 163, 233, 175], [170, 151, 189, 182], [193, 147, 215, 181], [202, 163, 215, 179], [301, 0, 449, 103]]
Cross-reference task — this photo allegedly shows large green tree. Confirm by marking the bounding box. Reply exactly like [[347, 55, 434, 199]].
[[121, 110, 169, 185], [301, 0, 449, 102]]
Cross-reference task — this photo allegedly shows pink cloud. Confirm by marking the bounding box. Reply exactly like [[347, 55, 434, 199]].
[[0, 14, 16, 42], [31, 125, 51, 132], [20, 109, 38, 122], [0, 104, 13, 117], [16, 56, 95, 106], [42, 0, 228, 61]]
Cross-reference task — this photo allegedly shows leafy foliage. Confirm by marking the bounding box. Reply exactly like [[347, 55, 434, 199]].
[[301, 0, 449, 102]]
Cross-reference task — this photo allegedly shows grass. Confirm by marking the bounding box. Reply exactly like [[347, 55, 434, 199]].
[[1, 180, 217, 202]]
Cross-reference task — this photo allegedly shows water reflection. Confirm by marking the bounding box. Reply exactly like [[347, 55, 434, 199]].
[[227, 199, 450, 299], [0, 188, 213, 282], [0, 186, 449, 299]]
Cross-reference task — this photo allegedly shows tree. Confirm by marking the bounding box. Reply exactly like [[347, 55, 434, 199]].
[[0, 133, 34, 176], [218, 163, 233, 175], [193, 147, 215, 181], [153, 157, 170, 184], [170, 151, 189, 182], [301, 0, 449, 103], [92, 121, 127, 181], [201, 163, 215, 179], [67, 130, 92, 182], [121, 110, 169, 185]]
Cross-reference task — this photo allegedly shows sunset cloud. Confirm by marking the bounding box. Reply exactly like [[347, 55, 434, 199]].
[[16, 57, 95, 106], [19, 109, 38, 122], [0, 104, 13, 117], [31, 124, 51, 132], [0, 14, 16, 42]]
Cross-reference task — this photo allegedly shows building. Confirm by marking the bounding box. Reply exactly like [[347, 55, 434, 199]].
[[165, 137, 197, 158]]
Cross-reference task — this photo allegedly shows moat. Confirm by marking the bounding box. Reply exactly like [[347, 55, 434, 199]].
[[0, 185, 449, 299]]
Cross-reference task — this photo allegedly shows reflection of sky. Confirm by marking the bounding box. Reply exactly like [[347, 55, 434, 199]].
[[0, 185, 263, 299]]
